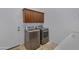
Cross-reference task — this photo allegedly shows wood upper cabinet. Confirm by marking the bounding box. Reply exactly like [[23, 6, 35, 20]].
[[39, 13, 44, 22], [23, 8, 44, 23]]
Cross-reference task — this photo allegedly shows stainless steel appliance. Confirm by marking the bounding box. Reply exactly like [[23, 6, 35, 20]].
[[40, 28, 49, 45], [36, 25, 49, 45], [24, 29, 40, 50]]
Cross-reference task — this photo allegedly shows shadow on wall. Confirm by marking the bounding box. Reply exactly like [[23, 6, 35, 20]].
[[55, 32, 79, 50]]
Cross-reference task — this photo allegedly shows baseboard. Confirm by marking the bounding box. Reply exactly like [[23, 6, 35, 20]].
[[6, 45, 20, 50]]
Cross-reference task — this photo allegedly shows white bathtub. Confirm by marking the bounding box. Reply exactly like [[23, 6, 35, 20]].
[[55, 32, 79, 50]]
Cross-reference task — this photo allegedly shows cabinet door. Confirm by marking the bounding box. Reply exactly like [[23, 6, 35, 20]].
[[32, 11, 37, 23], [35, 12, 39, 23], [40, 13, 44, 23], [32, 12, 39, 23], [37, 13, 44, 23], [23, 10, 32, 23], [30, 11, 33, 23], [25, 10, 32, 23]]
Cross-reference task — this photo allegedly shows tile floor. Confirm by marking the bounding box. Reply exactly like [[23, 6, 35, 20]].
[[10, 42, 57, 50]]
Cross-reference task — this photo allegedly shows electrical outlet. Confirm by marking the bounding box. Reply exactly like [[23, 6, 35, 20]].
[[17, 26, 20, 31]]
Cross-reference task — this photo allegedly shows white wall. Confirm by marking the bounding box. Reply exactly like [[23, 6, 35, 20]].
[[0, 8, 24, 49], [44, 8, 79, 44], [0, 8, 44, 49]]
